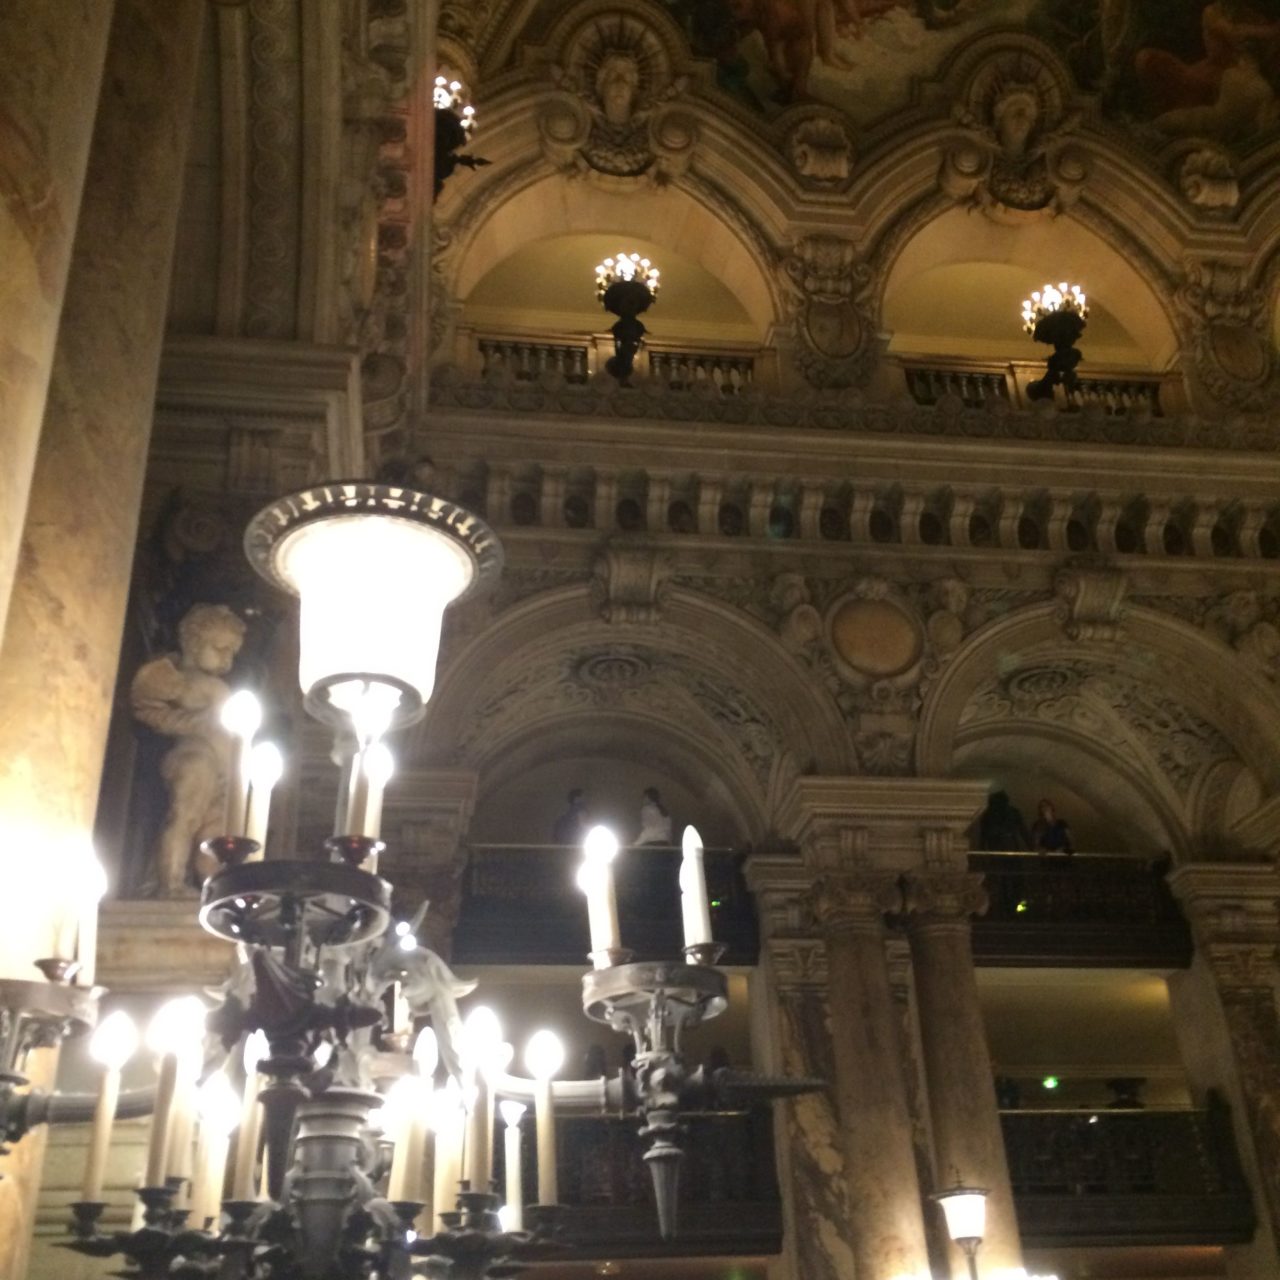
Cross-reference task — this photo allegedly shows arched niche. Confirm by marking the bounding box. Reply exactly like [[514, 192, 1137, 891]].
[[449, 173, 781, 341], [918, 604, 1280, 859], [881, 206, 1180, 370], [416, 585, 852, 835]]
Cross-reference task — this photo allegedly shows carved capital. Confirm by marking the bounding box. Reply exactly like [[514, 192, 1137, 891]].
[[902, 870, 988, 925], [767, 939, 830, 990], [806, 871, 901, 935], [1207, 942, 1280, 994]]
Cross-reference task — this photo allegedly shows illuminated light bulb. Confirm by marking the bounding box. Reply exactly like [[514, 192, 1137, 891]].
[[90, 1010, 139, 1071], [248, 741, 284, 791], [243, 1029, 269, 1074], [525, 1030, 565, 1081], [197, 1072, 242, 1138], [583, 825, 619, 865], [499, 1100, 527, 1129], [146, 996, 208, 1056], [497, 1204, 515, 1232], [414, 1026, 439, 1077], [463, 1006, 504, 1069], [398, 933, 417, 953], [313, 1040, 334, 1069], [219, 690, 262, 739]]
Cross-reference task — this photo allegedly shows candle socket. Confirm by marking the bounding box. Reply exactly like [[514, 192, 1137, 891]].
[[325, 834, 386, 869], [199, 835, 260, 868], [682, 942, 726, 967], [390, 1200, 425, 1234], [34, 957, 81, 985], [588, 946, 633, 970], [136, 1184, 180, 1228], [219, 1200, 259, 1236], [526, 1202, 566, 1239], [456, 1188, 502, 1231], [67, 1200, 106, 1240]]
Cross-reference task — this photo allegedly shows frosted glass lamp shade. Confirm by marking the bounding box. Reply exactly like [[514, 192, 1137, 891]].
[[933, 1184, 988, 1245], [245, 484, 501, 730]]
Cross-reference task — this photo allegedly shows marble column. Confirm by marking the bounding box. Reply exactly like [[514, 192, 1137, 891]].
[[1170, 864, 1280, 1253], [810, 871, 933, 1280], [0, 5, 114, 640], [904, 864, 1022, 1278], [0, 3, 206, 1274]]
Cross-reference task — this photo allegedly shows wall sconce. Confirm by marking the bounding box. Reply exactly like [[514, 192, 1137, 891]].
[[932, 1179, 989, 1280], [434, 74, 489, 197]]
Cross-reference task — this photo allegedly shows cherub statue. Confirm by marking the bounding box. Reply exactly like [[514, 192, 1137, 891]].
[[131, 603, 246, 895]]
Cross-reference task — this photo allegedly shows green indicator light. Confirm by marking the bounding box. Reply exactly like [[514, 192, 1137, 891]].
[[710, 899, 723, 908], [1015, 899, 1029, 913], [1042, 1075, 1060, 1090]]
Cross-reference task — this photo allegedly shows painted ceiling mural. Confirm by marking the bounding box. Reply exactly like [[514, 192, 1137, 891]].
[[650, 0, 1280, 144]]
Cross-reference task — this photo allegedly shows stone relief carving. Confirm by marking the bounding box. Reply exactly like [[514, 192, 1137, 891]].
[[1054, 564, 1127, 641], [939, 49, 1088, 219], [130, 604, 247, 897], [454, 642, 781, 785], [1176, 147, 1239, 210], [782, 236, 877, 389], [538, 14, 695, 182], [962, 659, 1237, 799], [1176, 260, 1273, 411], [784, 109, 854, 186], [1204, 591, 1280, 681], [592, 545, 671, 623]]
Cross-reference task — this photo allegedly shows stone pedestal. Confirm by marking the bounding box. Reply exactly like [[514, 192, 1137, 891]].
[[0, 3, 206, 1274], [0, 5, 113, 642], [905, 866, 1023, 1279], [1170, 863, 1280, 1265]]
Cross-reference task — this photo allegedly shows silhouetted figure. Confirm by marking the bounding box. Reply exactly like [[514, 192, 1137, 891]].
[[552, 787, 589, 846], [978, 790, 1031, 851], [1030, 797, 1073, 855], [636, 786, 672, 845]]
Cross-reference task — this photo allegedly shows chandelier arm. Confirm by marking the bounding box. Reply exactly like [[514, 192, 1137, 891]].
[[3, 1085, 156, 1144]]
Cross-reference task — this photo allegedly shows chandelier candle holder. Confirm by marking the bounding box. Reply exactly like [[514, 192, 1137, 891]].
[[1021, 281, 1088, 401], [595, 251, 660, 384], [434, 73, 488, 196]]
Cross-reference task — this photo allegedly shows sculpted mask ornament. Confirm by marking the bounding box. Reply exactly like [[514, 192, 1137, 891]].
[[539, 15, 696, 183], [1176, 260, 1273, 410], [783, 236, 877, 388], [1177, 147, 1240, 210], [130, 604, 247, 896], [939, 50, 1088, 220]]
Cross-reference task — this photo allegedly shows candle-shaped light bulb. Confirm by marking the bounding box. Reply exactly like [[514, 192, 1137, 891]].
[[525, 1029, 563, 1207], [232, 1030, 269, 1200], [361, 741, 395, 841], [679, 824, 713, 949], [462, 1006, 503, 1191], [432, 1077, 466, 1225], [197, 1072, 241, 1135], [385, 1074, 431, 1202], [220, 690, 262, 838], [144, 997, 207, 1188], [191, 1070, 240, 1227], [578, 825, 621, 964], [81, 1010, 139, 1202], [498, 1100, 527, 1230], [245, 741, 283, 854], [414, 1026, 439, 1078]]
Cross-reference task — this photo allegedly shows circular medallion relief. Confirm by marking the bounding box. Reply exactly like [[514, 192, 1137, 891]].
[[829, 599, 922, 678]]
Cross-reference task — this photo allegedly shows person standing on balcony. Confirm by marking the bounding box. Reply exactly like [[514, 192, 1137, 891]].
[[552, 787, 590, 845], [1030, 798, 1074, 855], [978, 789, 1032, 851], [636, 786, 673, 845]]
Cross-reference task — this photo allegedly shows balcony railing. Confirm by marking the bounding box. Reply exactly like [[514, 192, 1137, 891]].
[[900, 358, 1174, 417], [1004, 1103, 1255, 1247], [970, 852, 1193, 967], [489, 1103, 1252, 1260], [508, 1110, 782, 1258], [454, 843, 759, 966]]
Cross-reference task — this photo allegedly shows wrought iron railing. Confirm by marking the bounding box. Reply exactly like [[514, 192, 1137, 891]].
[[1003, 1103, 1255, 1246], [970, 852, 1193, 967]]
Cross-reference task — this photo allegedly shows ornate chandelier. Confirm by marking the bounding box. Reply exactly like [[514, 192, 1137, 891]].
[[0, 482, 813, 1280], [595, 251, 660, 384], [1021, 281, 1088, 402]]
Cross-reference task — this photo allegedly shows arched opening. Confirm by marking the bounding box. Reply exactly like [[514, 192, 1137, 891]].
[[450, 174, 780, 341], [882, 206, 1180, 370]]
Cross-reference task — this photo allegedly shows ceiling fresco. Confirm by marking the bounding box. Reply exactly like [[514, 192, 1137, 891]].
[[654, 0, 1280, 144]]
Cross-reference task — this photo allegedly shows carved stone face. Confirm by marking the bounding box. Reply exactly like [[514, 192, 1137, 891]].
[[178, 605, 246, 676], [596, 54, 640, 126], [993, 88, 1038, 156]]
